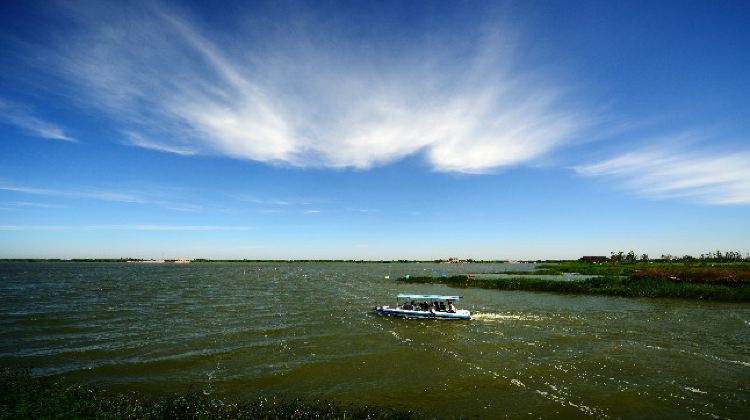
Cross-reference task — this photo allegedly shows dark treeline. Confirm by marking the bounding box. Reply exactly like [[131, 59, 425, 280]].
[[606, 250, 748, 264]]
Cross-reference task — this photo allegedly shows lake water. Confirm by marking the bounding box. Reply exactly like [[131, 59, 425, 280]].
[[471, 273, 601, 281], [1, 262, 748, 419]]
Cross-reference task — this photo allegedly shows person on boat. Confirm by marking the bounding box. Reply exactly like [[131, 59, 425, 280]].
[[419, 301, 429, 311], [439, 301, 447, 311], [447, 301, 456, 313], [403, 300, 416, 310]]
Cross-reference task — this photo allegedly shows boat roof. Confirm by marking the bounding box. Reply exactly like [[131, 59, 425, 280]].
[[397, 294, 461, 301]]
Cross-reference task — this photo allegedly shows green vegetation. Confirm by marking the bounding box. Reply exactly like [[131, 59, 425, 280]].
[[0, 369, 418, 420], [399, 274, 750, 301], [399, 258, 750, 301], [533, 259, 750, 282]]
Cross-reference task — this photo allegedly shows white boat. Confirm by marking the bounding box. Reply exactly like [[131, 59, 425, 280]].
[[375, 294, 471, 320]]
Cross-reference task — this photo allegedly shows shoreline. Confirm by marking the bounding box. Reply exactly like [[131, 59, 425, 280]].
[[0, 259, 512, 264], [398, 264, 750, 302]]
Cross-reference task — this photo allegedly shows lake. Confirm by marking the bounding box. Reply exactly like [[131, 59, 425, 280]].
[[1, 262, 748, 419]]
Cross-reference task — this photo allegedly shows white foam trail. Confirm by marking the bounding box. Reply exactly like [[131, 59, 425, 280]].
[[471, 312, 545, 321]]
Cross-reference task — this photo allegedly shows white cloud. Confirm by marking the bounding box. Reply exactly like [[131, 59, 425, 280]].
[[123, 131, 196, 156], [0, 183, 145, 203], [0, 182, 215, 212], [0, 99, 76, 142], [0, 201, 68, 209], [575, 146, 750, 205], [54, 3, 584, 173], [237, 197, 291, 206], [0, 225, 254, 231], [233, 195, 327, 207], [160, 203, 204, 213]]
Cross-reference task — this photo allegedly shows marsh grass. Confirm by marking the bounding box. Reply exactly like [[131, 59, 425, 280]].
[[533, 261, 750, 280], [0, 369, 419, 420], [399, 274, 750, 301]]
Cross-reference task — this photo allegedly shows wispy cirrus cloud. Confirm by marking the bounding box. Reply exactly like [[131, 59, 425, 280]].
[[0, 98, 76, 142], [0, 224, 254, 231], [0, 201, 68, 209], [0, 182, 219, 212], [233, 194, 325, 207], [0, 183, 144, 203], [347, 208, 380, 213], [575, 145, 750, 205], [51, 2, 585, 173], [123, 131, 196, 156], [237, 197, 291, 206]]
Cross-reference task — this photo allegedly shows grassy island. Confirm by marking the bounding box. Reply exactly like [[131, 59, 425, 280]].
[[0, 369, 418, 420], [399, 261, 750, 301]]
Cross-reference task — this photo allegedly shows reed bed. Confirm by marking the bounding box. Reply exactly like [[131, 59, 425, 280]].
[[399, 274, 750, 301]]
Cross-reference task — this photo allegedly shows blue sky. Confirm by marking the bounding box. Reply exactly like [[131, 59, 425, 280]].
[[1, 0, 748, 259]]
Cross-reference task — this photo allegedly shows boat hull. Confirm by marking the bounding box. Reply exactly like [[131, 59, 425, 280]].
[[375, 306, 471, 320]]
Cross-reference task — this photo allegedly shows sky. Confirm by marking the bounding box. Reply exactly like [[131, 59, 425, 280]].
[[1, 0, 749, 260]]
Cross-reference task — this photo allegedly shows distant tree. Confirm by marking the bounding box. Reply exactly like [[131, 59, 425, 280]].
[[625, 250, 637, 264], [640, 253, 649, 262], [695, 250, 746, 262]]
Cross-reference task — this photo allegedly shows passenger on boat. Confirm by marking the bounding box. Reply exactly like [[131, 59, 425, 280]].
[[419, 302, 429, 311], [447, 301, 456, 313], [403, 301, 415, 310], [439, 302, 447, 311]]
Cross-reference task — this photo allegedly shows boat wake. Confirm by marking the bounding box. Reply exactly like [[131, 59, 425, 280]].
[[471, 312, 545, 322]]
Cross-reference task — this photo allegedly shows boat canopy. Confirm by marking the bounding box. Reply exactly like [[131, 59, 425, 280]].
[[396, 294, 461, 301]]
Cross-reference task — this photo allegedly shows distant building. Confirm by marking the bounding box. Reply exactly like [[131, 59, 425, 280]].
[[579, 256, 608, 263], [127, 259, 192, 263], [437, 257, 474, 263]]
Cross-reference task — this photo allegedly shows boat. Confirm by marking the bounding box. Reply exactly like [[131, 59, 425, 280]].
[[375, 294, 471, 320]]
